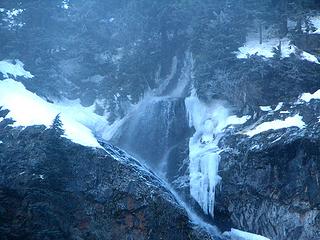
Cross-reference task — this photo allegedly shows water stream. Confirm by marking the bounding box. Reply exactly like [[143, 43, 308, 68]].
[[101, 51, 233, 236]]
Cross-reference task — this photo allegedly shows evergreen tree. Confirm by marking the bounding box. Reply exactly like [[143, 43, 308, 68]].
[[50, 114, 64, 137], [0, 107, 15, 128], [0, 107, 10, 118]]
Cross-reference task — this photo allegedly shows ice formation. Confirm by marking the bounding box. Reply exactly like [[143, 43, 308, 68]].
[[185, 92, 249, 217]]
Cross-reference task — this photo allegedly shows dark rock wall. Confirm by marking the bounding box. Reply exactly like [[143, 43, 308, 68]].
[[0, 124, 214, 240], [216, 100, 320, 240]]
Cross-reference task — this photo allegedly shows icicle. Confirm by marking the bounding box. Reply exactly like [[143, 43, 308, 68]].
[[185, 93, 229, 218]]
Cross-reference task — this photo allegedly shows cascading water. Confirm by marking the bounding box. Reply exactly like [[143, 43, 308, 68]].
[[106, 51, 193, 177], [101, 50, 223, 230], [102, 50, 252, 236], [102, 49, 251, 220]]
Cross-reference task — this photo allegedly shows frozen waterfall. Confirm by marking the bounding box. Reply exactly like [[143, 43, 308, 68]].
[[185, 93, 229, 217], [185, 92, 249, 218]]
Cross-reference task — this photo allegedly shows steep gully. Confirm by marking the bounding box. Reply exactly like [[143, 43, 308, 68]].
[[101, 51, 250, 237]]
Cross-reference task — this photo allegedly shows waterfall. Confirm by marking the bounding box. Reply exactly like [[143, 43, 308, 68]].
[[110, 97, 188, 174], [100, 140, 221, 238], [102, 50, 250, 221], [104, 51, 193, 177]]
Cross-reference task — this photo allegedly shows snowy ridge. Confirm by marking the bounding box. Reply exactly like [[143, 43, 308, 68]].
[[185, 92, 249, 217], [0, 79, 108, 148]]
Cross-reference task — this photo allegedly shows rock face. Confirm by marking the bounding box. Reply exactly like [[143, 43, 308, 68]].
[[216, 99, 320, 240], [0, 124, 214, 240]]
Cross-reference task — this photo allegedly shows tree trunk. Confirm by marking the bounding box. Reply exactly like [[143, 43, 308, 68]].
[[259, 22, 263, 44], [279, 0, 288, 38]]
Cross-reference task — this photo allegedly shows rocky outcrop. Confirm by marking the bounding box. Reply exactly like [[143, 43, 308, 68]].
[[216, 99, 320, 240], [0, 123, 216, 240]]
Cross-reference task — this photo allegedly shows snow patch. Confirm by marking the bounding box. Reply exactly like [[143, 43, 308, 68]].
[[260, 106, 272, 112], [0, 79, 108, 148], [260, 102, 283, 112], [244, 114, 305, 137], [61, 0, 70, 9], [237, 33, 319, 64], [223, 228, 270, 240], [274, 102, 283, 111], [280, 110, 290, 114], [0, 60, 34, 79], [299, 89, 320, 102], [308, 16, 320, 34], [300, 51, 319, 63], [226, 115, 251, 126]]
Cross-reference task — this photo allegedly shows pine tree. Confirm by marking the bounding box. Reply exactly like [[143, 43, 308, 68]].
[[51, 114, 64, 137], [0, 107, 15, 128]]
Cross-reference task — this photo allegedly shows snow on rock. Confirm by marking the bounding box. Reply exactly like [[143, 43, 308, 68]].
[[237, 33, 319, 64], [259, 106, 272, 112], [280, 110, 290, 114], [0, 60, 34, 79], [237, 38, 277, 58], [0, 79, 108, 148], [260, 102, 283, 112], [274, 102, 283, 111], [299, 89, 320, 103], [226, 115, 251, 126], [223, 228, 270, 240], [185, 92, 249, 217], [308, 16, 320, 34], [300, 50, 319, 64], [61, 0, 70, 10], [244, 114, 305, 137]]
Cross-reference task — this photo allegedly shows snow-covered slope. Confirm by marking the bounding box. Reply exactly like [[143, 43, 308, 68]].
[[0, 78, 108, 148], [0, 59, 34, 79], [237, 32, 319, 64]]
